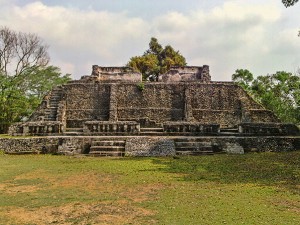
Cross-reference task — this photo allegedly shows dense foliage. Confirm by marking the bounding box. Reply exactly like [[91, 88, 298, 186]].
[[127, 37, 186, 81], [282, 0, 299, 7], [0, 27, 71, 133], [232, 69, 300, 124]]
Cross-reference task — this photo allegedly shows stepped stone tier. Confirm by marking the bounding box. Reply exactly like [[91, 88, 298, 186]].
[[3, 65, 299, 156]]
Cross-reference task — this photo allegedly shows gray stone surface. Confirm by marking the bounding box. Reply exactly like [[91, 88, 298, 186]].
[[125, 137, 176, 156], [0, 136, 299, 155], [224, 142, 244, 154]]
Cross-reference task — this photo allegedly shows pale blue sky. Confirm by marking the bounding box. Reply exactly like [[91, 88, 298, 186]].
[[1, 0, 300, 80]]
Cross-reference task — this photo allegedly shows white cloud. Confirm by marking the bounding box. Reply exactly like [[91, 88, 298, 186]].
[[0, 1, 299, 80]]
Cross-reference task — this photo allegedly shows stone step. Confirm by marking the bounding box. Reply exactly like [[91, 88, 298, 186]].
[[90, 146, 125, 151], [50, 95, 61, 99], [174, 138, 214, 142], [220, 128, 238, 133], [139, 132, 166, 136], [66, 128, 84, 132], [45, 107, 57, 110], [176, 151, 214, 156], [49, 99, 60, 104], [89, 151, 125, 157], [45, 117, 57, 121], [92, 141, 125, 146], [140, 128, 164, 132], [64, 132, 83, 136]]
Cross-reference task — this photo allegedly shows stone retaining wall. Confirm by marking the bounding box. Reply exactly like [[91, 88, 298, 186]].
[[125, 137, 175, 156], [0, 136, 299, 156]]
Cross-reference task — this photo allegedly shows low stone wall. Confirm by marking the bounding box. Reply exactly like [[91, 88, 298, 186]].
[[125, 137, 176, 156], [0, 137, 60, 154], [8, 122, 64, 136], [239, 123, 299, 136], [163, 122, 220, 134], [83, 121, 140, 134], [0, 136, 299, 155]]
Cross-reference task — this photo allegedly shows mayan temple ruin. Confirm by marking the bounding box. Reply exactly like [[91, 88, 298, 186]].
[[1, 65, 299, 156]]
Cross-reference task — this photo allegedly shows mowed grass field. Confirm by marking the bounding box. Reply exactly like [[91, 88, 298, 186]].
[[0, 151, 299, 225]]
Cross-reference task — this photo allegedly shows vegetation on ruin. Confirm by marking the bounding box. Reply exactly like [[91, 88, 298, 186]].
[[127, 37, 186, 81], [0, 152, 299, 224], [0, 27, 71, 133], [232, 69, 300, 124]]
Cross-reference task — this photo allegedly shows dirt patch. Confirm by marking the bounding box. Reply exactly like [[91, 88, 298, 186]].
[[0, 183, 40, 194], [4, 201, 156, 225], [274, 200, 300, 214], [53, 173, 115, 189], [14, 169, 51, 180], [124, 183, 165, 203]]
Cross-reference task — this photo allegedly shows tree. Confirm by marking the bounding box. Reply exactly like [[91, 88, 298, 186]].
[[232, 69, 300, 123], [0, 27, 49, 77], [127, 37, 187, 81], [0, 27, 71, 133], [282, 0, 299, 7], [281, 0, 300, 36], [232, 69, 254, 90]]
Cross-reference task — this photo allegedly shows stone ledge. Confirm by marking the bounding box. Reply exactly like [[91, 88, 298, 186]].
[[239, 123, 299, 136], [8, 121, 64, 136], [1, 136, 299, 156]]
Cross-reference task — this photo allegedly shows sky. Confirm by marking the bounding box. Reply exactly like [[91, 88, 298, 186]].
[[0, 0, 300, 80]]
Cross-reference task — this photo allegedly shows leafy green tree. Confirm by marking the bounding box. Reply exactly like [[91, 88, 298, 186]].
[[127, 37, 187, 81], [0, 27, 71, 133], [232, 69, 254, 90], [232, 69, 300, 123], [282, 0, 298, 7]]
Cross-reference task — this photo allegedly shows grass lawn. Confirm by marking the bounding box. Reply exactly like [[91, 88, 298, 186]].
[[0, 151, 299, 224]]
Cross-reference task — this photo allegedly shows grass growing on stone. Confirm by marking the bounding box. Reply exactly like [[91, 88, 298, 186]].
[[0, 152, 299, 224]]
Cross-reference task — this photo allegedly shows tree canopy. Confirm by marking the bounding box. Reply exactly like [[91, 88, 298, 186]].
[[232, 69, 300, 124], [282, 0, 299, 7], [0, 27, 71, 133], [127, 37, 187, 81]]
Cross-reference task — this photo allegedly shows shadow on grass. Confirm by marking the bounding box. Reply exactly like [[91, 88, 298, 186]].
[[151, 151, 300, 192]]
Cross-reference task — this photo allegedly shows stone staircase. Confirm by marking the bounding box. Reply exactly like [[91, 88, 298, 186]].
[[174, 138, 217, 155], [140, 127, 164, 136], [89, 140, 126, 157], [65, 128, 84, 136], [219, 127, 239, 136], [45, 87, 63, 121]]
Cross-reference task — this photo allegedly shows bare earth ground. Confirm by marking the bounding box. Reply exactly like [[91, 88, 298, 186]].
[[0, 171, 159, 224]]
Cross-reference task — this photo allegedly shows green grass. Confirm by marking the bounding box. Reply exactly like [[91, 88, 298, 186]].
[[0, 152, 299, 224]]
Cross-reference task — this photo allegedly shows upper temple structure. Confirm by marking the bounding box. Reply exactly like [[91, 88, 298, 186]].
[[5, 64, 299, 156], [22, 64, 279, 128]]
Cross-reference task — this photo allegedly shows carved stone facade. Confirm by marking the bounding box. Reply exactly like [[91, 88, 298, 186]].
[[4, 65, 299, 155]]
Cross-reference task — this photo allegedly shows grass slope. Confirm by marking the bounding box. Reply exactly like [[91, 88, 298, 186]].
[[0, 151, 299, 224]]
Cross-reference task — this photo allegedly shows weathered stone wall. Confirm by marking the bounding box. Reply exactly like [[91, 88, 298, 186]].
[[83, 121, 140, 134], [63, 83, 111, 127], [91, 65, 142, 82], [116, 83, 185, 123], [0, 136, 299, 155], [8, 121, 63, 136], [115, 82, 277, 128], [125, 137, 176, 156], [20, 70, 280, 131], [158, 65, 211, 82]]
